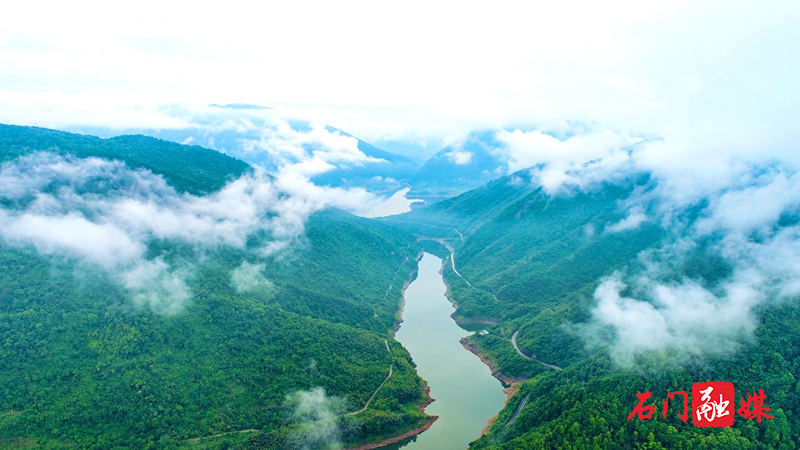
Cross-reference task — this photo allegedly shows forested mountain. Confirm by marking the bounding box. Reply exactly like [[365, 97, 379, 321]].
[[383, 170, 539, 238], [0, 124, 251, 196], [385, 168, 800, 448], [0, 125, 431, 449], [407, 131, 509, 202], [5, 123, 798, 449], [309, 127, 420, 192]]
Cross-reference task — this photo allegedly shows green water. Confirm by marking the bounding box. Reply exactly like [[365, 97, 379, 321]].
[[391, 253, 506, 449]]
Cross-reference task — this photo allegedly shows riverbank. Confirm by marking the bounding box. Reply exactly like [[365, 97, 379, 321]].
[[442, 256, 518, 441], [460, 335, 528, 439], [391, 249, 424, 336], [440, 265, 499, 327], [350, 417, 438, 450], [350, 251, 437, 450], [480, 382, 521, 435], [380, 253, 506, 449], [460, 338, 525, 388], [349, 386, 439, 450]]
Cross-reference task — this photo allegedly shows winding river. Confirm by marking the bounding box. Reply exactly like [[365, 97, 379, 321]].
[[389, 253, 506, 449]]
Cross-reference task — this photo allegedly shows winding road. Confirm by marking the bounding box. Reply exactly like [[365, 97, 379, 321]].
[[511, 330, 562, 371], [347, 365, 393, 416], [450, 252, 472, 286], [417, 236, 503, 305], [346, 339, 394, 416]]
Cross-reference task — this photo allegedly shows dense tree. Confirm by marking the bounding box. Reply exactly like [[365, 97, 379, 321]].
[[387, 170, 800, 448], [0, 125, 431, 449]]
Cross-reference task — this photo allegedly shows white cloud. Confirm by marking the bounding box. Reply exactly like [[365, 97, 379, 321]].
[[123, 259, 191, 315], [0, 211, 144, 267], [0, 151, 391, 312], [605, 206, 648, 233], [585, 166, 800, 365], [0, 1, 797, 171], [695, 170, 800, 235], [243, 120, 386, 177], [444, 150, 472, 165], [284, 387, 347, 450], [589, 271, 762, 365], [495, 129, 639, 174], [484, 129, 645, 195], [231, 261, 273, 293]]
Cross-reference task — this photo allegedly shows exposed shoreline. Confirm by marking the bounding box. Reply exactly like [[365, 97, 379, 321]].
[[460, 338, 526, 439], [459, 338, 525, 389], [349, 385, 439, 450], [441, 256, 522, 440], [392, 249, 425, 337], [439, 265, 500, 326], [370, 252, 512, 448], [442, 259, 520, 386], [480, 378, 520, 434], [349, 250, 436, 450]]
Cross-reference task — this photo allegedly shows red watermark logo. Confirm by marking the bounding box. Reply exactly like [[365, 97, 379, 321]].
[[628, 382, 773, 427], [692, 382, 734, 427]]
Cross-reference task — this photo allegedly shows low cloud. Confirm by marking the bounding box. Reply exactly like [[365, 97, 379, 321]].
[[605, 206, 648, 233], [115, 109, 413, 217], [444, 149, 473, 165], [694, 170, 800, 236], [135, 107, 387, 178], [494, 129, 641, 193], [587, 270, 762, 366], [123, 259, 191, 315], [284, 387, 348, 450], [230, 261, 273, 293], [581, 166, 800, 365], [0, 151, 388, 312], [0, 210, 144, 267], [248, 120, 386, 176]]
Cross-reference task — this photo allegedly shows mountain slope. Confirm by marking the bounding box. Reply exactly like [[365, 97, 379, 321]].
[[0, 124, 251, 195], [408, 131, 509, 201], [0, 124, 430, 449], [76, 109, 420, 192], [386, 169, 800, 448], [306, 126, 419, 191], [383, 169, 539, 237]]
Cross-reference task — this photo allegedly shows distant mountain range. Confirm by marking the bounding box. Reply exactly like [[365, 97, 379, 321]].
[[71, 106, 420, 194], [71, 110, 514, 201], [313, 126, 421, 192], [143, 121, 421, 193], [408, 131, 510, 202]]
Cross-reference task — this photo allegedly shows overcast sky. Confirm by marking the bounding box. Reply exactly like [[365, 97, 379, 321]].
[[3, 0, 800, 357], [1, 1, 799, 159]]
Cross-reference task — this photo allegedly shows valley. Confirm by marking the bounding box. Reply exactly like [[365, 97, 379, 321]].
[[4, 3, 799, 448], [1, 123, 799, 449]]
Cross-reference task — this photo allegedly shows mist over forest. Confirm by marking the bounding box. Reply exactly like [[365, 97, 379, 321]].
[[2, 1, 800, 449]]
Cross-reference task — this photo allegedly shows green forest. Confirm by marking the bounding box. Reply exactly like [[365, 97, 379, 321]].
[[386, 170, 800, 449], [0, 126, 431, 449], [2, 124, 799, 449]]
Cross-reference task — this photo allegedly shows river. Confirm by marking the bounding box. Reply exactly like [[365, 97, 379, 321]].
[[389, 253, 506, 449], [357, 187, 424, 218]]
